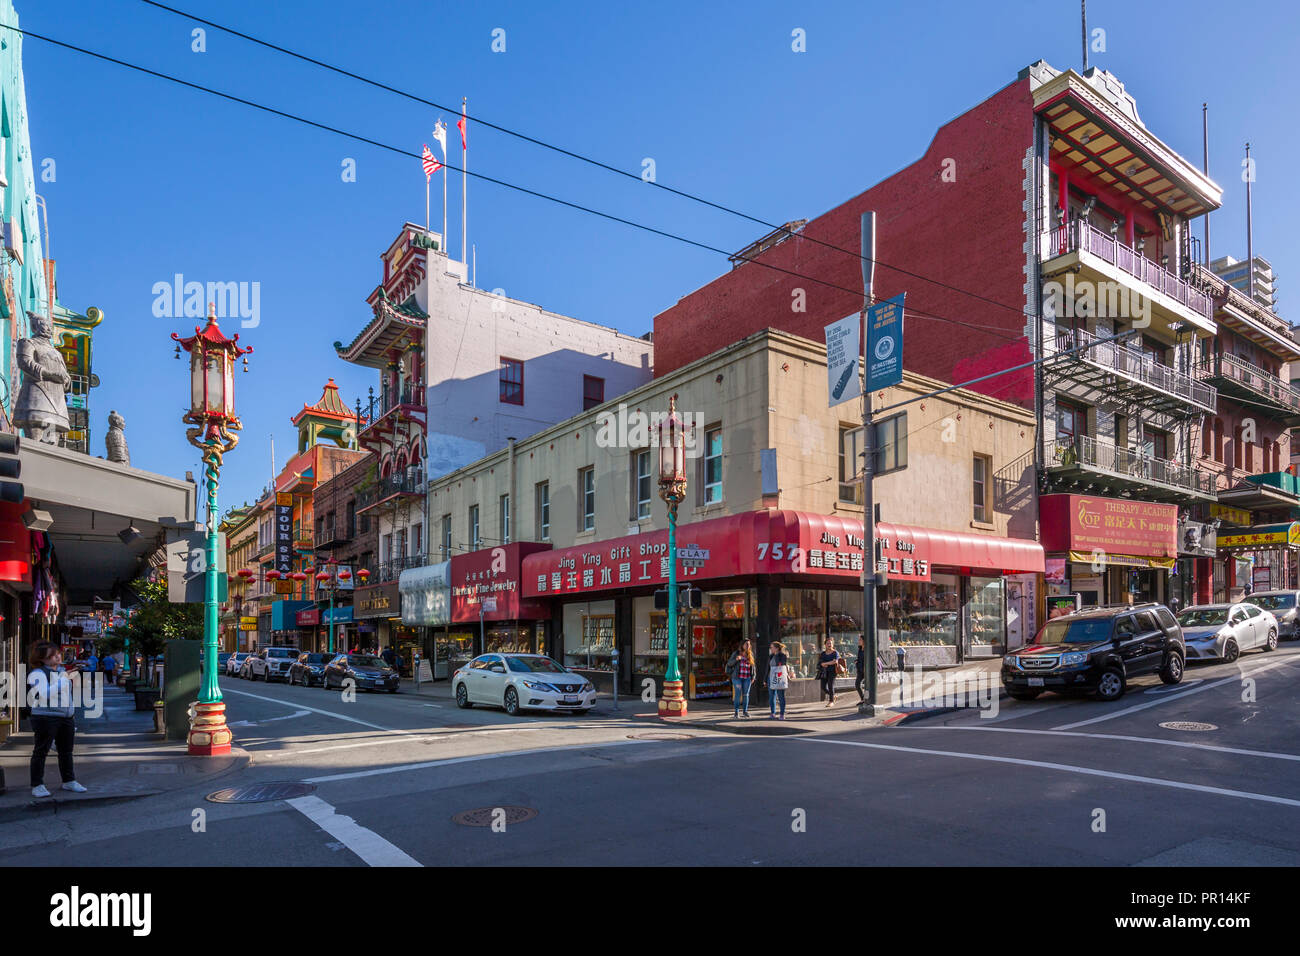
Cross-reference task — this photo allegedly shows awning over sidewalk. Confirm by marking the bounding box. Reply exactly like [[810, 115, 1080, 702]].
[[399, 561, 450, 626], [1216, 522, 1300, 551]]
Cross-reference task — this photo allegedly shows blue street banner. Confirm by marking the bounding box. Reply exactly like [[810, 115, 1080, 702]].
[[866, 293, 905, 391], [824, 313, 862, 407]]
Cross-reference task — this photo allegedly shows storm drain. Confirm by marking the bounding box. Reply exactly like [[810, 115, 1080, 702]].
[[452, 806, 538, 827], [627, 732, 694, 741], [206, 782, 317, 804], [1159, 721, 1218, 732]]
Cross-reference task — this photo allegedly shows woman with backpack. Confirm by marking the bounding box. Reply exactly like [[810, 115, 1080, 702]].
[[766, 641, 792, 719], [27, 641, 88, 798]]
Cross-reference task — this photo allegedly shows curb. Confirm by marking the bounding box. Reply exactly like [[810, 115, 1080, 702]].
[[0, 789, 167, 823], [885, 687, 1011, 725]]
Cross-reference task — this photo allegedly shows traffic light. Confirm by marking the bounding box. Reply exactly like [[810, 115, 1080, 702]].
[[0, 432, 21, 503]]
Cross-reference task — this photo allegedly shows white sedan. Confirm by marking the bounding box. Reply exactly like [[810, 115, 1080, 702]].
[[1177, 602, 1279, 663], [453, 654, 597, 716]]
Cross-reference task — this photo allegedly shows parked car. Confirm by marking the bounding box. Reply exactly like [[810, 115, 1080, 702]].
[[226, 652, 251, 677], [241, 646, 300, 682], [288, 652, 332, 687], [321, 653, 400, 693], [1242, 590, 1300, 639], [1002, 602, 1184, 702], [1177, 603, 1278, 663], [453, 653, 597, 716], [216, 652, 232, 674]]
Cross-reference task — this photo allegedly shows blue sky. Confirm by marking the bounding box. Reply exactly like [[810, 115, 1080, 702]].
[[21, 0, 1300, 510]]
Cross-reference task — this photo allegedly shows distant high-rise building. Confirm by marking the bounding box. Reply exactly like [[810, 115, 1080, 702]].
[[1210, 255, 1278, 313]]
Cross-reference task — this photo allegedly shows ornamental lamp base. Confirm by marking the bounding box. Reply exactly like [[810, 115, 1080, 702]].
[[187, 701, 233, 756], [657, 680, 688, 718]]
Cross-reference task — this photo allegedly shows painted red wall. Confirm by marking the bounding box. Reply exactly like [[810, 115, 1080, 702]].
[[653, 76, 1037, 407]]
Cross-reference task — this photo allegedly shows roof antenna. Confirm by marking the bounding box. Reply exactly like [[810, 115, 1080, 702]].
[[1081, 0, 1089, 73]]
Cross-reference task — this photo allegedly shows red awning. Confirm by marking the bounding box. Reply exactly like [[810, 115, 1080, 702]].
[[875, 520, 1044, 575]]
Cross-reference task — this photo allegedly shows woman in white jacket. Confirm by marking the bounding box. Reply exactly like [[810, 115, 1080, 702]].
[[27, 641, 88, 798], [766, 641, 792, 720]]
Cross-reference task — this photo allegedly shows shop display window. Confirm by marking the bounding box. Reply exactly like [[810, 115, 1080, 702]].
[[485, 626, 533, 655], [779, 588, 827, 680], [963, 576, 1005, 658], [880, 574, 960, 666], [826, 590, 864, 676], [439, 631, 476, 666], [563, 600, 616, 672]]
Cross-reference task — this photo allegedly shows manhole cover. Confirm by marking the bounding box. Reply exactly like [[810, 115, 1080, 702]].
[[206, 782, 317, 804], [1159, 721, 1218, 732], [627, 732, 694, 741], [451, 806, 538, 827]]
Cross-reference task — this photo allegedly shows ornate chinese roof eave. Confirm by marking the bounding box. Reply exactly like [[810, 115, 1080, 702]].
[[292, 378, 357, 426], [334, 302, 427, 368]]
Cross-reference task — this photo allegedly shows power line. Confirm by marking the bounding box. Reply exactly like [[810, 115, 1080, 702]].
[[137, 0, 1036, 324], [6, 21, 1028, 345]]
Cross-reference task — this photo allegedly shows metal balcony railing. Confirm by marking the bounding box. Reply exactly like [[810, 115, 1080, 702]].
[[1044, 434, 1217, 498], [1198, 353, 1300, 416], [364, 553, 428, 584], [356, 472, 425, 511], [1053, 326, 1217, 413], [1045, 220, 1213, 319]]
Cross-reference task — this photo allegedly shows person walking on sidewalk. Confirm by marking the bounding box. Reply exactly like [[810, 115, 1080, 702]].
[[102, 653, 116, 685], [27, 641, 88, 798], [817, 638, 841, 707], [766, 641, 791, 719], [725, 640, 756, 718], [855, 635, 867, 703]]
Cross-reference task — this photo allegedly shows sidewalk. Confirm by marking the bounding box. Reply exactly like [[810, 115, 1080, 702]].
[[0, 682, 250, 821]]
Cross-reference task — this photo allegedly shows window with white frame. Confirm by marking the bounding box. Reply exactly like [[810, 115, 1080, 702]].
[[500, 494, 511, 544], [441, 514, 452, 559], [973, 454, 991, 523], [536, 482, 550, 541], [633, 449, 652, 519], [469, 505, 481, 550], [703, 427, 722, 504], [579, 467, 595, 531]]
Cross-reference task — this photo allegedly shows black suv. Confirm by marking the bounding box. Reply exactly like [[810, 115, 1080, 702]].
[[1002, 603, 1185, 702]]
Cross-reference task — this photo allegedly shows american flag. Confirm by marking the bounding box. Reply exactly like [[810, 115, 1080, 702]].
[[421, 144, 441, 180]]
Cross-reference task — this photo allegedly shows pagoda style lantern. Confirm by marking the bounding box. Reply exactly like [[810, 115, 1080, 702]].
[[171, 304, 252, 757]]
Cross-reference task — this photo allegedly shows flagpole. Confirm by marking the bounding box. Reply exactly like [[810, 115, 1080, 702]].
[[462, 96, 468, 275], [425, 174, 430, 232], [442, 156, 448, 253]]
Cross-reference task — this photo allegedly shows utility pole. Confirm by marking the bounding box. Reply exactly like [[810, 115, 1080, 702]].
[[859, 212, 878, 717]]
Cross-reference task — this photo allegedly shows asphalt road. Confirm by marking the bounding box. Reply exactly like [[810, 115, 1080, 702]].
[[4, 645, 1298, 866]]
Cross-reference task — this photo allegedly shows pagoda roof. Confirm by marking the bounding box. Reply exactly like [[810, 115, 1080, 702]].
[[292, 378, 355, 426], [334, 293, 427, 368]]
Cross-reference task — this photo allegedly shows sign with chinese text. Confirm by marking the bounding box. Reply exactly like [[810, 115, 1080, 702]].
[[275, 493, 294, 574], [451, 542, 552, 623], [1039, 494, 1177, 559]]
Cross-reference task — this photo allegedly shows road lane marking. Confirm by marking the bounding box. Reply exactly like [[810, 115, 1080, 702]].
[[909, 725, 1300, 762], [221, 686, 414, 735], [229, 709, 311, 728], [1053, 660, 1294, 730], [303, 739, 653, 783], [792, 737, 1300, 808], [259, 725, 540, 758], [978, 699, 1075, 724], [286, 794, 420, 867]]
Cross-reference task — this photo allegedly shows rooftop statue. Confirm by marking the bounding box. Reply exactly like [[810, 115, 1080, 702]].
[[106, 409, 130, 465], [14, 311, 70, 444]]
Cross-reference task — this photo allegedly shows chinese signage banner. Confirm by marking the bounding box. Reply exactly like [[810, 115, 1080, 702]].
[[1040, 494, 1177, 559], [275, 493, 293, 574]]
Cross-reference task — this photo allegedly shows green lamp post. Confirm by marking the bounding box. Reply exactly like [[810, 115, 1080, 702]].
[[656, 395, 689, 718], [173, 304, 251, 756]]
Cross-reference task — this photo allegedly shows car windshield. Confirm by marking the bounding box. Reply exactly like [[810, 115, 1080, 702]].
[[506, 656, 567, 673], [1178, 608, 1229, 626], [1035, 619, 1112, 645], [268, 648, 296, 658], [348, 656, 385, 668], [1245, 593, 1295, 611], [305, 653, 329, 664]]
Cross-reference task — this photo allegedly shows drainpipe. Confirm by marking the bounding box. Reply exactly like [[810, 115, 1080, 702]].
[[507, 437, 517, 544]]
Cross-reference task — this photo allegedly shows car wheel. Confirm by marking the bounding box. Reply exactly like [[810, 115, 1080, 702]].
[[1008, 690, 1041, 701], [1265, 628, 1278, 652], [1096, 668, 1126, 701], [1222, 639, 1240, 664], [504, 687, 521, 717], [1159, 653, 1184, 685], [455, 683, 471, 708]]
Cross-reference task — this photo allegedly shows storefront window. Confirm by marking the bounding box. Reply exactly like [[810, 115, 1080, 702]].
[[691, 590, 746, 699], [485, 626, 533, 655], [880, 573, 959, 666], [963, 576, 1005, 658], [826, 590, 863, 676], [563, 600, 616, 672], [440, 631, 476, 671], [779, 588, 826, 680]]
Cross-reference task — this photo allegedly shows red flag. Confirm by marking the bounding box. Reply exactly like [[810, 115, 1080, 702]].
[[457, 112, 467, 149], [421, 144, 441, 179]]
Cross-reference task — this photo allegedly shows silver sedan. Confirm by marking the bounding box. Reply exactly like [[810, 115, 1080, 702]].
[[1176, 603, 1279, 664], [1243, 590, 1300, 639]]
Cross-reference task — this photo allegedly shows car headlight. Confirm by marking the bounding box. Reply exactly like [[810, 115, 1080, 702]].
[[582, 681, 593, 692], [1060, 651, 1088, 666], [522, 680, 557, 692], [1004, 656, 1018, 669]]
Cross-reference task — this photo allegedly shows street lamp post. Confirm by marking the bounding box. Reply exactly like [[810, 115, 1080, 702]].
[[656, 395, 689, 719], [173, 304, 251, 756]]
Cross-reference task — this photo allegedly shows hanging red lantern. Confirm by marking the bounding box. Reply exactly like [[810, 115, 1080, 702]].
[[237, 568, 255, 580], [315, 571, 331, 583], [266, 569, 282, 581], [337, 569, 352, 581], [357, 568, 371, 582], [291, 571, 308, 582]]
